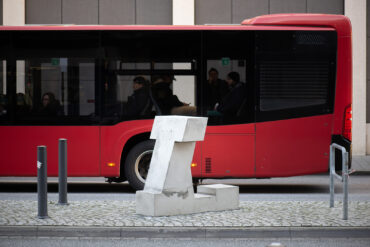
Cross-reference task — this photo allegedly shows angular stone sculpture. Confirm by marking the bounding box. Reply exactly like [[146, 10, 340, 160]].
[[136, 116, 239, 216]]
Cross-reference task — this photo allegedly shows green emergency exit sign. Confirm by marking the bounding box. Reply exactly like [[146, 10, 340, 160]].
[[51, 58, 60, 66], [221, 57, 230, 66]]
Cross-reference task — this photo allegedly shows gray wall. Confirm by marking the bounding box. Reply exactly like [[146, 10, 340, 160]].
[[26, 0, 62, 24], [136, 0, 172, 25], [25, 0, 345, 25], [99, 0, 135, 25], [0, 0, 2, 25], [195, 0, 344, 24], [26, 0, 172, 25], [63, 0, 99, 25]]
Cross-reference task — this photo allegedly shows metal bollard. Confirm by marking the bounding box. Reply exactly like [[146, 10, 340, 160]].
[[329, 143, 349, 220], [329, 145, 335, 208], [343, 152, 349, 220], [58, 139, 68, 205], [37, 146, 48, 219]]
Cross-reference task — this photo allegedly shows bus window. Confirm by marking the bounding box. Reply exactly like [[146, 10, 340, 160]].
[[0, 60, 8, 122], [203, 31, 254, 126], [205, 61, 249, 125], [255, 31, 337, 122], [103, 61, 153, 121], [13, 58, 97, 125], [173, 63, 196, 108], [103, 73, 153, 120], [103, 60, 198, 122]]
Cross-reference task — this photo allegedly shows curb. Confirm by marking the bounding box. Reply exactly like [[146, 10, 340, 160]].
[[1, 226, 370, 239]]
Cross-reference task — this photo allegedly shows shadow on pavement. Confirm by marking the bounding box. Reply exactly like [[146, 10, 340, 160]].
[[0, 182, 328, 194]]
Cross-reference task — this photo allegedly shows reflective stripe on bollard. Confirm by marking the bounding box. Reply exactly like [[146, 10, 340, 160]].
[[37, 146, 48, 219]]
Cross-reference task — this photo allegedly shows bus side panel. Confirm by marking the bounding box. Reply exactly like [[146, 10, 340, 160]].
[[100, 119, 202, 177], [255, 115, 332, 177], [0, 126, 100, 176], [333, 36, 352, 135], [201, 123, 255, 177], [192, 141, 202, 177]]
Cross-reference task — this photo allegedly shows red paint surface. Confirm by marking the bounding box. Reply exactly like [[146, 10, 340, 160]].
[[255, 115, 332, 177], [334, 35, 352, 136], [0, 126, 99, 176], [242, 13, 351, 36], [100, 120, 153, 177], [191, 142, 202, 177], [202, 124, 255, 177]]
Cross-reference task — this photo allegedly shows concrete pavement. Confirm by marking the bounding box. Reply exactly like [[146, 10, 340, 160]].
[[0, 200, 369, 238]]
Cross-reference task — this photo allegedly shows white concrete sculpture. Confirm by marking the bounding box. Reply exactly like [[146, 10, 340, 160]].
[[136, 116, 239, 216]]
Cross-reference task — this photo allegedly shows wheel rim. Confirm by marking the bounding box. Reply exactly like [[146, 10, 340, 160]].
[[134, 150, 153, 183]]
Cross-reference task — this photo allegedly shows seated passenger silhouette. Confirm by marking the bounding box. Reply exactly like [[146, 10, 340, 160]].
[[204, 68, 229, 110], [39, 92, 62, 116], [16, 93, 30, 115], [151, 75, 185, 115], [215, 72, 246, 116], [126, 76, 151, 116]]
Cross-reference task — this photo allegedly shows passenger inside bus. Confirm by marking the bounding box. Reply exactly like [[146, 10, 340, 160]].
[[125, 76, 152, 116], [204, 68, 229, 110], [151, 75, 196, 116], [38, 92, 63, 116], [16, 93, 30, 115], [214, 71, 246, 116]]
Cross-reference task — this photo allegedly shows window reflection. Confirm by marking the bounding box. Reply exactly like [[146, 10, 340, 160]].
[[103, 60, 197, 123], [14, 58, 96, 124]]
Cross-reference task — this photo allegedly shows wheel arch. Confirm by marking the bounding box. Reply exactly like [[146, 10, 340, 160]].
[[119, 132, 151, 180]]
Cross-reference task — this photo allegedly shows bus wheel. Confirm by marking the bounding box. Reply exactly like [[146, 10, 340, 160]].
[[124, 140, 154, 191]]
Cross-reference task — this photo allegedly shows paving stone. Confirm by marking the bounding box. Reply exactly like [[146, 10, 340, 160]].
[[0, 200, 370, 228]]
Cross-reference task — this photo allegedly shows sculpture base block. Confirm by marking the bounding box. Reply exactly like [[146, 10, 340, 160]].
[[136, 184, 239, 216]]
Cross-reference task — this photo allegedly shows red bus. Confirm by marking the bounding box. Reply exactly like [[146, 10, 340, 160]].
[[0, 14, 352, 190]]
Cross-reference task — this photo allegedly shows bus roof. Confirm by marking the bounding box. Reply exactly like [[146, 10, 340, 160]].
[[0, 14, 348, 33], [242, 13, 351, 37]]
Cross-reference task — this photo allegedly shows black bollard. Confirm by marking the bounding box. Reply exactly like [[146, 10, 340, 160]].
[[37, 146, 48, 219], [58, 139, 68, 205]]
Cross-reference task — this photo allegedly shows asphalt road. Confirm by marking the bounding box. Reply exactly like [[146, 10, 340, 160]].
[[0, 173, 369, 201]]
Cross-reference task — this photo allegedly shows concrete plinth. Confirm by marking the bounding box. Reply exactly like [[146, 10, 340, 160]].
[[137, 184, 239, 216], [135, 116, 239, 216]]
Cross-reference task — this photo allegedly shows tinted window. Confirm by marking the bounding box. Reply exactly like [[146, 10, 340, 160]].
[[8, 31, 99, 125], [255, 31, 337, 121], [202, 31, 254, 125], [0, 60, 8, 123], [101, 31, 201, 124], [12, 58, 97, 125], [0, 33, 10, 125]]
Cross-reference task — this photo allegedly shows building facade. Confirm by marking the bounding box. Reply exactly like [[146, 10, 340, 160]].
[[1, 0, 369, 169]]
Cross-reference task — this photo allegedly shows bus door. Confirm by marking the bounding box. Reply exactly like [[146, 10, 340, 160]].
[[200, 69, 255, 178], [201, 30, 256, 178], [254, 31, 337, 176]]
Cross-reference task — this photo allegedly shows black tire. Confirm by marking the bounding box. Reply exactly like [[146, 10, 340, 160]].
[[124, 140, 154, 191]]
